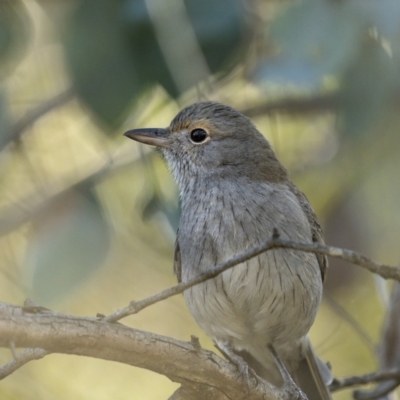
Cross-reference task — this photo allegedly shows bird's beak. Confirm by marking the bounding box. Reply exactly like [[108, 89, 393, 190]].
[[123, 128, 171, 148]]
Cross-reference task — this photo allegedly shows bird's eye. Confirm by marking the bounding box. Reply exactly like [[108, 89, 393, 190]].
[[190, 128, 208, 144]]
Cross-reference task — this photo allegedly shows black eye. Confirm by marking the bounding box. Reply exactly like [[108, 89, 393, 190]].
[[190, 128, 208, 143]]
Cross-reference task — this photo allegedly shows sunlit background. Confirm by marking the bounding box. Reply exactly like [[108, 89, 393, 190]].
[[1, 0, 400, 399]]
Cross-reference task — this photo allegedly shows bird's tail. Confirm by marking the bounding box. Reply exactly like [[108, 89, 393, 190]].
[[236, 337, 333, 399], [294, 337, 333, 400]]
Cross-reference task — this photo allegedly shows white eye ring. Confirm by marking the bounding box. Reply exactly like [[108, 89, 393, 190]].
[[189, 128, 209, 144]]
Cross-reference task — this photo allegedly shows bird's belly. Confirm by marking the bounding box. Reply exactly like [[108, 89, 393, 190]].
[[183, 249, 322, 352], [179, 181, 323, 357]]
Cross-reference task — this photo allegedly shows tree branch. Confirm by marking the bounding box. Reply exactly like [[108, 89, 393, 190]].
[[352, 281, 400, 400], [330, 369, 400, 392], [104, 230, 400, 323], [0, 305, 283, 400], [354, 380, 400, 400], [0, 348, 49, 379], [1, 234, 398, 398], [168, 384, 231, 400]]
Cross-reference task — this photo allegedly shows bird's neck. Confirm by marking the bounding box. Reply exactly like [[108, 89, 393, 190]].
[[175, 163, 288, 201], [178, 173, 285, 215]]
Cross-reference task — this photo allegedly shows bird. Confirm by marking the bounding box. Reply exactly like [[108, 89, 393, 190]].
[[124, 101, 332, 399]]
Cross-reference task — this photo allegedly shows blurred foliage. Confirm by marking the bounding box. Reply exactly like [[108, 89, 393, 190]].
[[339, 39, 398, 138], [0, 0, 399, 399], [0, 0, 30, 147], [64, 0, 245, 127], [259, 0, 363, 85], [257, 0, 400, 137], [0, 89, 9, 144], [0, 0, 31, 78], [24, 189, 110, 304]]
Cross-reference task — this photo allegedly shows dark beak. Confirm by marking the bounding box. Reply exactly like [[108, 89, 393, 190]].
[[124, 128, 170, 148]]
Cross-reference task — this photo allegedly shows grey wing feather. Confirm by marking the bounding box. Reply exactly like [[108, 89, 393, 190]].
[[174, 234, 182, 283], [287, 182, 328, 282]]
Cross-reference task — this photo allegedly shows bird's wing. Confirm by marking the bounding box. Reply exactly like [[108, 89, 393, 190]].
[[286, 182, 328, 282], [173, 234, 182, 283]]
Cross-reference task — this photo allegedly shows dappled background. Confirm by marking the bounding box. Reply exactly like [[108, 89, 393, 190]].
[[1, 0, 400, 399]]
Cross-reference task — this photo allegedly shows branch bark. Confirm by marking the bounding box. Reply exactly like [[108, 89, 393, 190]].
[[1, 237, 398, 399], [0, 348, 49, 379], [0, 303, 283, 400]]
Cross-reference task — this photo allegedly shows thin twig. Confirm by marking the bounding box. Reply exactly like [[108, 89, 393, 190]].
[[330, 369, 400, 392], [354, 281, 400, 400], [354, 380, 400, 400], [274, 239, 400, 280], [0, 348, 49, 380], [104, 231, 400, 322]]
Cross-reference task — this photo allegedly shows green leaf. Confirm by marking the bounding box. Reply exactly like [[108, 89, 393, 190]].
[[24, 189, 111, 305], [185, 0, 243, 73], [123, 0, 244, 96], [63, 0, 245, 126], [0, 87, 10, 148], [260, 0, 363, 86], [63, 0, 142, 128], [122, 0, 177, 97], [338, 40, 397, 138], [0, 0, 31, 78]]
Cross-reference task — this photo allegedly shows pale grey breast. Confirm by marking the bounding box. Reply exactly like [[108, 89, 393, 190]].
[[178, 177, 322, 353]]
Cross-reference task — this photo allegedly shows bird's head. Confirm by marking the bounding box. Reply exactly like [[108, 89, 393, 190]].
[[124, 102, 287, 187]]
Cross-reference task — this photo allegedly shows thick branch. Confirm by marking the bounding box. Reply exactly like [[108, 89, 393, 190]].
[[0, 236, 395, 399], [1, 236, 397, 398], [168, 384, 230, 400], [0, 307, 282, 400], [105, 232, 400, 322]]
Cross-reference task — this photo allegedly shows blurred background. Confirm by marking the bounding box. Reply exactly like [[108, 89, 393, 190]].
[[0, 0, 400, 399]]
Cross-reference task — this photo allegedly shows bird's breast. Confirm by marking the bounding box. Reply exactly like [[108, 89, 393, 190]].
[[178, 180, 322, 349]]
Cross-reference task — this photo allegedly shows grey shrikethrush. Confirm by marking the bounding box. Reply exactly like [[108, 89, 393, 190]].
[[124, 102, 332, 399]]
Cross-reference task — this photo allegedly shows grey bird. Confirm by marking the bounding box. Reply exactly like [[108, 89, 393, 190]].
[[124, 102, 332, 399]]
